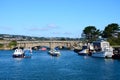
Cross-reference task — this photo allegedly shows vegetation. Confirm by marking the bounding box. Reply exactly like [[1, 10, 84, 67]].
[[102, 23, 120, 38], [8, 40, 17, 48], [82, 23, 120, 45], [0, 23, 120, 46], [103, 23, 120, 45], [0, 44, 4, 48], [83, 26, 101, 42]]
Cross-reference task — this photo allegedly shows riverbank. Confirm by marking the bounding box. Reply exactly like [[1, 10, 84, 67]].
[[0, 48, 11, 50]]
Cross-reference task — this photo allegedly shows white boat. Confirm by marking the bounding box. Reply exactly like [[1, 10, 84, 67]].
[[13, 48, 32, 58], [78, 49, 89, 55], [76, 44, 93, 56], [48, 49, 61, 56], [12, 49, 24, 58], [92, 40, 113, 58]]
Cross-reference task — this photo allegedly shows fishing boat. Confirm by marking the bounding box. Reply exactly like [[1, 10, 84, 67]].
[[48, 49, 61, 56], [74, 44, 94, 56], [12, 49, 24, 58], [23, 48, 32, 58], [13, 48, 32, 58], [78, 49, 89, 55], [92, 40, 113, 58], [75, 45, 88, 55]]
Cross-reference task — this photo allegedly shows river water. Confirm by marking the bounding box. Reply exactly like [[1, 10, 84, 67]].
[[0, 50, 120, 80]]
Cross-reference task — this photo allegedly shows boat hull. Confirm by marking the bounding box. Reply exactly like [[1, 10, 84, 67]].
[[49, 53, 60, 56], [48, 50, 61, 57], [12, 54, 25, 58], [78, 49, 89, 56], [92, 51, 113, 58]]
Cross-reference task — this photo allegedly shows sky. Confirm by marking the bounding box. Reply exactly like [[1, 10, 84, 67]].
[[0, 0, 120, 38]]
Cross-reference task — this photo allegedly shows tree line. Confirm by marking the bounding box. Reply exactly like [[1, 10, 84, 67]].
[[82, 23, 120, 45]]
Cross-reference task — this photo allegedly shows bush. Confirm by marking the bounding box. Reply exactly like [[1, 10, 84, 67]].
[[9, 40, 17, 48], [0, 44, 4, 48]]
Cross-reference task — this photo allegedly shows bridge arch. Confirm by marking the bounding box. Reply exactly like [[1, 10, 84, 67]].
[[15, 41, 80, 50]]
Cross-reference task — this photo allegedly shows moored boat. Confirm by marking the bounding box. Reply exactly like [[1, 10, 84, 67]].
[[40, 47, 47, 51], [74, 44, 93, 56], [12, 49, 24, 58], [48, 49, 61, 56], [78, 49, 89, 56], [23, 48, 32, 58], [13, 48, 32, 58], [91, 40, 113, 58]]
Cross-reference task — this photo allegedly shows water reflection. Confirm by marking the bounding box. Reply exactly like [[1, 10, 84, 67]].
[[13, 58, 23, 61], [104, 58, 114, 63], [50, 55, 60, 59], [83, 56, 89, 59]]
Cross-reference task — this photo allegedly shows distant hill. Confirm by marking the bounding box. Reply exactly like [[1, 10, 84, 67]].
[[0, 34, 80, 41]]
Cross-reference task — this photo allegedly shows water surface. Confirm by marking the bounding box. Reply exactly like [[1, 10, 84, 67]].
[[0, 50, 120, 80]]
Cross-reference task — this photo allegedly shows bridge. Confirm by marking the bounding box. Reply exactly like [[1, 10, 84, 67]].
[[17, 41, 80, 49], [0, 40, 81, 50]]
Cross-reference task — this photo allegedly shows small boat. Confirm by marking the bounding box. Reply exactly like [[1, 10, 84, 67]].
[[24, 49, 32, 58], [40, 47, 47, 51], [13, 48, 32, 58], [48, 49, 61, 56], [78, 49, 89, 56], [74, 44, 93, 56], [12, 49, 24, 58], [91, 40, 113, 58]]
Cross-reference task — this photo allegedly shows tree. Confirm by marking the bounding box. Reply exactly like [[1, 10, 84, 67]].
[[102, 23, 120, 38], [102, 23, 120, 45], [9, 40, 17, 48], [83, 26, 101, 42], [0, 44, 4, 48], [60, 37, 66, 41]]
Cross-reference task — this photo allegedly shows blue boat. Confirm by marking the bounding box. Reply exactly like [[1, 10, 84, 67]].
[[24, 49, 32, 58]]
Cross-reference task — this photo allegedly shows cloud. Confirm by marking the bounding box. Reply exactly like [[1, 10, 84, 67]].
[[51, 32, 73, 35], [41, 23, 58, 31], [28, 27, 41, 31], [28, 23, 59, 32], [47, 24, 58, 28], [50, 32, 74, 37], [51, 32, 61, 34], [63, 32, 73, 35], [0, 26, 12, 30]]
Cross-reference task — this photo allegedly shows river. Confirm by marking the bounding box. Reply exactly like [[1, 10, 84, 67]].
[[0, 50, 120, 80]]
